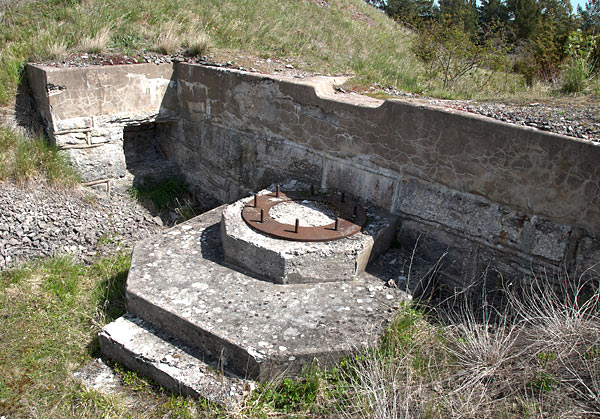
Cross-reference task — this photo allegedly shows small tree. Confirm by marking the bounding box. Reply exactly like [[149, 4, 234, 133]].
[[410, 19, 509, 89]]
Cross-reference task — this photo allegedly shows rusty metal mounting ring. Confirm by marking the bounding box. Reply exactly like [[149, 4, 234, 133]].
[[241, 187, 366, 242]]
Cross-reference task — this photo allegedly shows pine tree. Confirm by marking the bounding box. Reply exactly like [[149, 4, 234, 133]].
[[479, 0, 510, 27], [578, 0, 600, 33]]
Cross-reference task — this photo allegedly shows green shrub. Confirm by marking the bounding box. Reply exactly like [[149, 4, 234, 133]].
[[561, 29, 598, 93], [410, 19, 509, 90]]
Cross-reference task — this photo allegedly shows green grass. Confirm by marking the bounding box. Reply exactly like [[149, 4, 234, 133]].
[[130, 179, 198, 224], [130, 179, 188, 211], [0, 253, 223, 418], [0, 0, 418, 106], [0, 126, 79, 186]]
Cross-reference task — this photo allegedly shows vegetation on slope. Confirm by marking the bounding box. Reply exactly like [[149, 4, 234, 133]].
[[0, 0, 423, 106]]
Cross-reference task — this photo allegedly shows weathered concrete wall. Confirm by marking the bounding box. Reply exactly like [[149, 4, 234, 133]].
[[172, 63, 599, 285], [26, 62, 600, 285], [26, 63, 179, 187]]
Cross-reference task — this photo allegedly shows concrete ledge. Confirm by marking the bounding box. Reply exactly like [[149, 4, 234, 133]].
[[99, 315, 250, 408]]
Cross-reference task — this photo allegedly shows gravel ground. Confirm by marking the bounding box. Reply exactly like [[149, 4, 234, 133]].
[[0, 183, 165, 270]]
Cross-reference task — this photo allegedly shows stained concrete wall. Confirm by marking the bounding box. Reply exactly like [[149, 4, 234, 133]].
[[25, 63, 179, 187], [26, 62, 600, 286], [172, 63, 599, 285]]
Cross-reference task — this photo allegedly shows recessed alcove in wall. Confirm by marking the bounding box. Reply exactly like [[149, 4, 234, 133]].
[[123, 122, 181, 189]]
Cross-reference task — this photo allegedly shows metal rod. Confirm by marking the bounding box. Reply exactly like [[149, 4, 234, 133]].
[[295, 218, 299, 233], [82, 178, 110, 187], [276, 185, 280, 197], [260, 208, 264, 223], [335, 218, 339, 231], [254, 194, 258, 207]]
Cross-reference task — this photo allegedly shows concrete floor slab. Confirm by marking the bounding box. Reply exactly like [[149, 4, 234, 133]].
[[125, 205, 410, 381]]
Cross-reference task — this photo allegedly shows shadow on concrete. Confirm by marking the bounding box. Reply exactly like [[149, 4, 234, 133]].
[[199, 221, 289, 284], [11, 73, 47, 136]]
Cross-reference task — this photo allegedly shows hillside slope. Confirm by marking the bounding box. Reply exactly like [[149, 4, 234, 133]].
[[0, 0, 420, 105]]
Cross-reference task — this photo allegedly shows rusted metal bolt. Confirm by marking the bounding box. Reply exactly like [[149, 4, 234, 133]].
[[335, 217, 339, 231], [260, 208, 264, 223], [254, 194, 258, 207], [295, 218, 299, 233], [276, 185, 281, 197]]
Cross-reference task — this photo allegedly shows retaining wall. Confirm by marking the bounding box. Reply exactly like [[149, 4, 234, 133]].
[[25, 63, 179, 188], [26, 62, 600, 286]]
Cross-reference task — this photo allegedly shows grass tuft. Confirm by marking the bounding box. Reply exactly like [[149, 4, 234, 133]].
[[78, 27, 111, 54], [183, 31, 211, 57], [0, 126, 79, 186]]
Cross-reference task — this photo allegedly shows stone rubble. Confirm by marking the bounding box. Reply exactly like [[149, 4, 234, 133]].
[[0, 182, 165, 270]]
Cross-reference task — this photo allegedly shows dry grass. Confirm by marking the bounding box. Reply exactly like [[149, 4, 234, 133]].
[[183, 30, 211, 57], [78, 27, 111, 54], [340, 268, 600, 418]]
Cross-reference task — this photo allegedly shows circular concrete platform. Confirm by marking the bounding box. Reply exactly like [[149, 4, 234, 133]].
[[222, 189, 395, 284]]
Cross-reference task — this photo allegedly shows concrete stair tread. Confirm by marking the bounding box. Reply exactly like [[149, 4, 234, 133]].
[[99, 315, 252, 408]]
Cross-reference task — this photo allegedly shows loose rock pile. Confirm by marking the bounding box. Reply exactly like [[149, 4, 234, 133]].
[[0, 182, 164, 270]]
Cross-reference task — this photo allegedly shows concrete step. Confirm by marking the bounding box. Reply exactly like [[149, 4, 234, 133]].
[[98, 315, 252, 409], [123, 205, 411, 382]]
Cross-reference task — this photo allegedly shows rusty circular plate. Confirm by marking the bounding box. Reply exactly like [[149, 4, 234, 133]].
[[241, 188, 366, 242]]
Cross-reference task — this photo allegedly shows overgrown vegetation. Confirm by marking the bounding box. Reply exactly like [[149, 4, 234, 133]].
[[130, 179, 199, 224], [0, 126, 79, 186], [0, 253, 223, 417], [371, 0, 600, 95]]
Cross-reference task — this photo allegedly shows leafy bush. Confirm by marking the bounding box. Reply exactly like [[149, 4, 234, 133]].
[[561, 29, 598, 93], [410, 19, 509, 89]]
